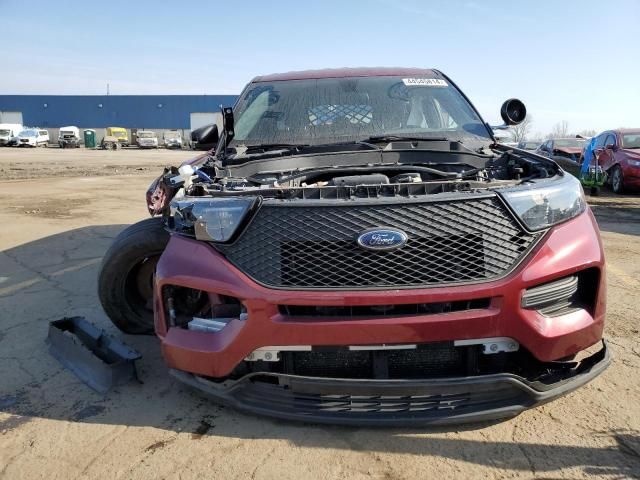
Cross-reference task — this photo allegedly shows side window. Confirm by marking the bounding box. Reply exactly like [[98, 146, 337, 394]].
[[604, 133, 616, 147], [233, 90, 271, 141], [595, 133, 607, 148]]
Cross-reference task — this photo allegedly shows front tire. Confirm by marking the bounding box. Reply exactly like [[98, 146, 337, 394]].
[[98, 218, 169, 334], [611, 166, 625, 194]]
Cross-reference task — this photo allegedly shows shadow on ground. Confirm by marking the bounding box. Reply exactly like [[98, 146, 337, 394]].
[[588, 191, 640, 236], [1, 225, 639, 478]]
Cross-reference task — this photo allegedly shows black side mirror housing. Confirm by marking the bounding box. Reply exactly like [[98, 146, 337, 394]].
[[605, 143, 617, 151], [500, 98, 527, 125], [191, 124, 219, 145], [190, 124, 219, 151]]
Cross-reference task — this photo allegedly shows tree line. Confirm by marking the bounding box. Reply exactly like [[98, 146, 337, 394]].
[[508, 116, 598, 143]]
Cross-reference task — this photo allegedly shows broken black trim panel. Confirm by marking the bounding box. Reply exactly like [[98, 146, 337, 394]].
[[47, 317, 142, 393]]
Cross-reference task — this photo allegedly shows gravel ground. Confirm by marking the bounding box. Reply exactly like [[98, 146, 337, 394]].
[[0, 148, 639, 479]]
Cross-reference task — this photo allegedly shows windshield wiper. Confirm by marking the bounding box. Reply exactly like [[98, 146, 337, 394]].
[[232, 141, 381, 159], [363, 135, 451, 143], [243, 143, 308, 151]]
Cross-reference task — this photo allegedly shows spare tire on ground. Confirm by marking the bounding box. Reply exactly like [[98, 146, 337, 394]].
[[98, 218, 169, 334]]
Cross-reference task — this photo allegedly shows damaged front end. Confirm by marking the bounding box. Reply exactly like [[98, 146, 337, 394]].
[[99, 69, 608, 425]]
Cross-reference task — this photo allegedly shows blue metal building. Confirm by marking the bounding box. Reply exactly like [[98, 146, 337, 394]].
[[0, 95, 238, 129]]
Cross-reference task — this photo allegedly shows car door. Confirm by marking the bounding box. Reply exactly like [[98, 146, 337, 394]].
[[537, 140, 551, 157], [598, 133, 617, 171], [593, 133, 608, 167]]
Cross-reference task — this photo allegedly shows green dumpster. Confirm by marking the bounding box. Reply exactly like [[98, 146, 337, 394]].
[[83, 129, 96, 149]]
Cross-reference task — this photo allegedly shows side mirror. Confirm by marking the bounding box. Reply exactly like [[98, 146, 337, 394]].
[[191, 124, 219, 145], [500, 98, 527, 125], [605, 143, 616, 151]]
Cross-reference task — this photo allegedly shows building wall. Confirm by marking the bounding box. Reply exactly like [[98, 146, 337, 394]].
[[0, 95, 237, 129]]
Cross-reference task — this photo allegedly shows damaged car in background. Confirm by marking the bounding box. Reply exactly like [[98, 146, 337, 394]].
[[98, 68, 609, 426]]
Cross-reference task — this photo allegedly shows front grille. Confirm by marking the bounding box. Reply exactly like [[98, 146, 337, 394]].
[[236, 382, 479, 414], [279, 298, 491, 318], [284, 345, 466, 379], [218, 195, 542, 289], [229, 377, 528, 419]]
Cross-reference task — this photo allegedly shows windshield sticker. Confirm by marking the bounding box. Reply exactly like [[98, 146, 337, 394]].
[[402, 78, 448, 87]]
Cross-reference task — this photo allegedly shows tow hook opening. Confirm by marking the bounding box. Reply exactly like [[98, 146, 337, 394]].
[[162, 285, 246, 332]]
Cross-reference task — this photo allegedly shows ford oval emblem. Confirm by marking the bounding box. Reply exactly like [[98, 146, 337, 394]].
[[357, 228, 408, 251]]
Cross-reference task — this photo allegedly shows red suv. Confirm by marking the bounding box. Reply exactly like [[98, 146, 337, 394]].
[[99, 68, 609, 426], [593, 129, 640, 193]]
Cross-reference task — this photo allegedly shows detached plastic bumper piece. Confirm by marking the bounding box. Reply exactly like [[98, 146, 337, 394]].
[[47, 317, 141, 393]]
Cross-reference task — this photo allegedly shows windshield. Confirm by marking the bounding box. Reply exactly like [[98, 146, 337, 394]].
[[165, 131, 180, 139], [20, 130, 36, 136], [60, 130, 75, 136], [231, 76, 491, 147], [0, 129, 10, 136], [112, 130, 126, 137], [522, 142, 538, 150], [138, 132, 155, 138], [554, 139, 585, 148], [622, 134, 640, 149]]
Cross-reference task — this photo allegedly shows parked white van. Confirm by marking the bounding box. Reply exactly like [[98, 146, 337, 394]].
[[17, 129, 50, 147], [136, 130, 158, 148], [58, 126, 80, 148], [0, 124, 24, 146]]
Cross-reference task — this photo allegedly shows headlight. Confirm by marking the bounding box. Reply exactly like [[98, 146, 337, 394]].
[[629, 160, 640, 167], [499, 174, 586, 231], [171, 197, 255, 242]]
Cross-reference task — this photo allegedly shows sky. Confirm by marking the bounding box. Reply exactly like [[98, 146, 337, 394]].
[[1, 0, 639, 135]]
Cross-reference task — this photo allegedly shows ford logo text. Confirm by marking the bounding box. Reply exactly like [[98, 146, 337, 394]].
[[357, 228, 408, 251]]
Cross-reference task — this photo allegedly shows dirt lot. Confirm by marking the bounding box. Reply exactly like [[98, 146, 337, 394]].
[[1, 147, 639, 479]]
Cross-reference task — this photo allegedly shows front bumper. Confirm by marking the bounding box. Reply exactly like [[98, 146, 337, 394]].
[[155, 209, 606, 376], [171, 340, 609, 426], [621, 164, 640, 189]]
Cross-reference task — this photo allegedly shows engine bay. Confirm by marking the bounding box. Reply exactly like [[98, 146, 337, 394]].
[[159, 144, 560, 203]]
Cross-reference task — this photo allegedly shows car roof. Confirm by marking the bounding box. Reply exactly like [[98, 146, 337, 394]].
[[252, 67, 441, 82], [613, 128, 640, 134]]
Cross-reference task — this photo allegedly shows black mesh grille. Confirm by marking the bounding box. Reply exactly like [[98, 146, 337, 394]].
[[287, 345, 465, 379], [218, 196, 541, 289]]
